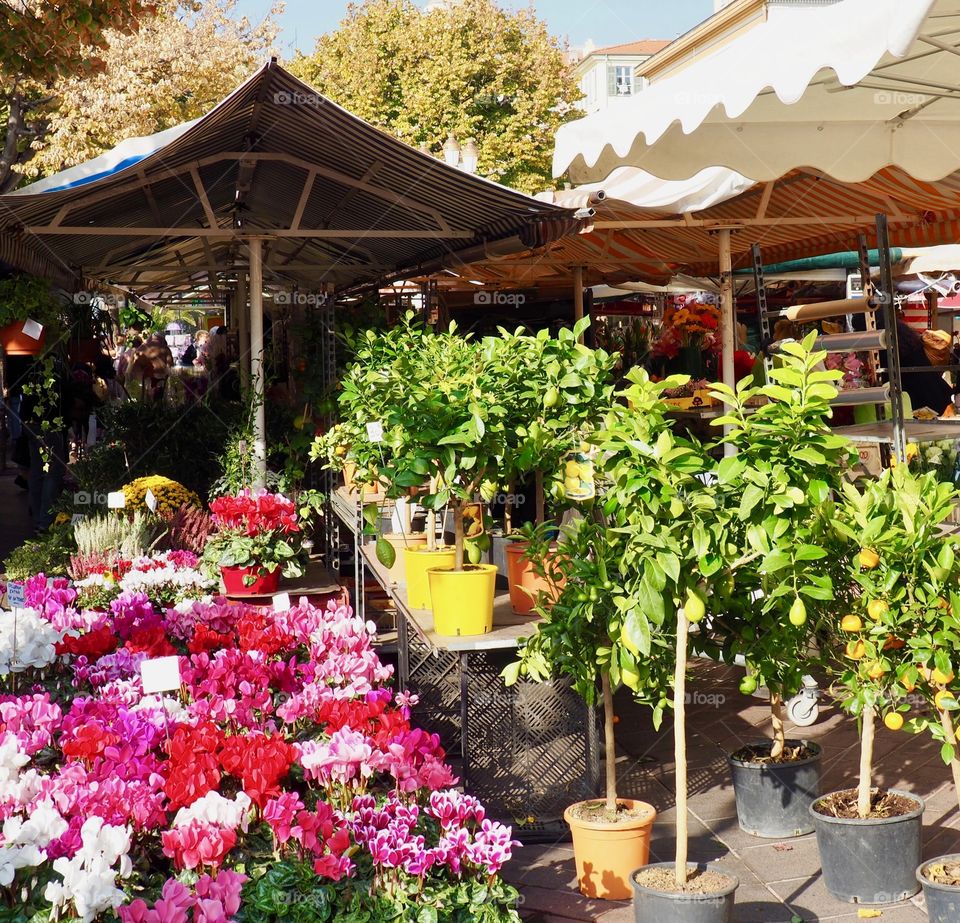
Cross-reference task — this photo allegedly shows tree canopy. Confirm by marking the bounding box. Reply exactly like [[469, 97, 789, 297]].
[[290, 0, 582, 194], [25, 0, 279, 180]]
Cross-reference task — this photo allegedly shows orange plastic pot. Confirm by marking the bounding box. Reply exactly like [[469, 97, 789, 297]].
[[505, 540, 565, 615], [0, 321, 46, 355], [564, 799, 656, 900]]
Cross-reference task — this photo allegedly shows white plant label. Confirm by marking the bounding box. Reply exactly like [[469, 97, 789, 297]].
[[6, 582, 26, 609], [141, 656, 182, 694], [365, 421, 384, 443], [144, 489, 157, 512], [272, 592, 291, 612], [87, 414, 98, 446], [107, 491, 126, 509], [21, 319, 43, 340]]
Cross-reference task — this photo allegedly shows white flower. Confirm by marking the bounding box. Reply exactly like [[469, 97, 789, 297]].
[[173, 790, 252, 832], [3, 800, 67, 847], [0, 609, 59, 674], [44, 818, 132, 923]]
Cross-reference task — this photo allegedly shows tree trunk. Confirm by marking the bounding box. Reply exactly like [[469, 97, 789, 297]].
[[504, 479, 514, 535], [939, 709, 960, 815], [674, 610, 689, 888], [770, 692, 786, 760], [453, 499, 464, 571], [535, 469, 545, 527], [857, 704, 876, 819], [601, 670, 617, 814], [426, 478, 436, 551]]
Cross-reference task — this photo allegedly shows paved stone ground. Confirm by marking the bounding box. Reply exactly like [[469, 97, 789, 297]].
[[504, 660, 956, 922]]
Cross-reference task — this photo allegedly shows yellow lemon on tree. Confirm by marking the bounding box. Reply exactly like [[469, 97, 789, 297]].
[[841, 615, 863, 633], [859, 548, 880, 570], [846, 640, 866, 660], [865, 661, 887, 680], [867, 599, 889, 621], [932, 667, 955, 686], [936, 690, 957, 711], [884, 712, 905, 731], [684, 588, 707, 623], [789, 597, 807, 626]]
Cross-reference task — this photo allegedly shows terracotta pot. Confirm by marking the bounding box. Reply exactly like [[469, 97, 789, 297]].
[[343, 461, 380, 497], [505, 540, 565, 615], [564, 799, 656, 900], [221, 564, 281, 596], [0, 321, 46, 355]]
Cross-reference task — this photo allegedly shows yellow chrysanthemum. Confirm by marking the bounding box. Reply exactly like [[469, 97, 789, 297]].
[[121, 475, 201, 517]]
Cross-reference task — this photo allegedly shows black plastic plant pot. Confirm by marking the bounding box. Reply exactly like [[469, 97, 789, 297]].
[[727, 739, 821, 838], [631, 863, 738, 923], [917, 855, 960, 923], [809, 789, 924, 904]]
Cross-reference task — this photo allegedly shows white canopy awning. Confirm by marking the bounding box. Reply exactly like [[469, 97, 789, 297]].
[[553, 0, 957, 185], [537, 165, 756, 212]]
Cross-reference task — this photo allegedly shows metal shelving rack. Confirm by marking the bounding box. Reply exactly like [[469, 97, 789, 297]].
[[754, 214, 960, 461], [328, 487, 601, 842]]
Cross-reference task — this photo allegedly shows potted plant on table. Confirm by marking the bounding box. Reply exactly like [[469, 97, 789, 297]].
[[204, 488, 304, 594], [508, 370, 739, 916], [496, 318, 615, 614], [706, 334, 856, 839]]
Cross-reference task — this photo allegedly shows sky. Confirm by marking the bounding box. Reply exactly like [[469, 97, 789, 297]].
[[234, 0, 716, 59]]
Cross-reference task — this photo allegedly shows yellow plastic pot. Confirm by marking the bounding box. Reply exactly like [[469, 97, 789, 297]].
[[428, 564, 497, 636], [380, 533, 428, 585], [404, 547, 455, 610]]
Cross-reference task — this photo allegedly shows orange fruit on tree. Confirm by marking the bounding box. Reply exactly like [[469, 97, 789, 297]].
[[932, 668, 955, 686], [846, 640, 866, 660], [867, 599, 889, 621], [935, 690, 957, 711], [937, 597, 950, 610], [884, 712, 905, 731], [841, 615, 863, 632], [865, 661, 887, 680], [900, 672, 917, 693], [859, 548, 880, 570]]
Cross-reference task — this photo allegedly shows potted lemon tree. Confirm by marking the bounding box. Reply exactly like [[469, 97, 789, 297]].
[[707, 335, 855, 839], [813, 464, 958, 905], [508, 370, 739, 917]]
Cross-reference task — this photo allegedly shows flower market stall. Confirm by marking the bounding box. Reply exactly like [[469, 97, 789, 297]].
[[1, 567, 522, 922]]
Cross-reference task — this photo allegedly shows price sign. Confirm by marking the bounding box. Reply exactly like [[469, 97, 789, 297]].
[[107, 491, 126, 509], [144, 489, 157, 512], [272, 592, 291, 612], [21, 319, 43, 340], [6, 582, 26, 609], [365, 421, 384, 443], [141, 656, 182, 694]]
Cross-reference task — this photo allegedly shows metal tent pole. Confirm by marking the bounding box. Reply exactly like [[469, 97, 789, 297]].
[[248, 238, 267, 487], [572, 266, 584, 342], [718, 228, 736, 455], [237, 271, 250, 393]]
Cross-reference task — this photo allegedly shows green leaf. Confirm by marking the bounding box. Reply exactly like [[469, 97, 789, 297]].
[[622, 608, 652, 657], [375, 537, 396, 569]]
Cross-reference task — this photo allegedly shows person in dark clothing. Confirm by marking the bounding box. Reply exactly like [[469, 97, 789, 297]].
[[18, 355, 71, 530], [852, 311, 953, 414]]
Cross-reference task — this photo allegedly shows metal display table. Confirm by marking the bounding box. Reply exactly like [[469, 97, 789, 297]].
[[833, 419, 960, 444], [331, 488, 600, 839]]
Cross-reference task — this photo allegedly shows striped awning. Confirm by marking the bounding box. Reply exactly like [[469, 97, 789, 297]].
[[0, 61, 571, 299], [438, 165, 960, 293]]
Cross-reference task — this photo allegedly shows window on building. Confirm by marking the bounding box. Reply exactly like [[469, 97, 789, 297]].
[[607, 64, 634, 97]]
